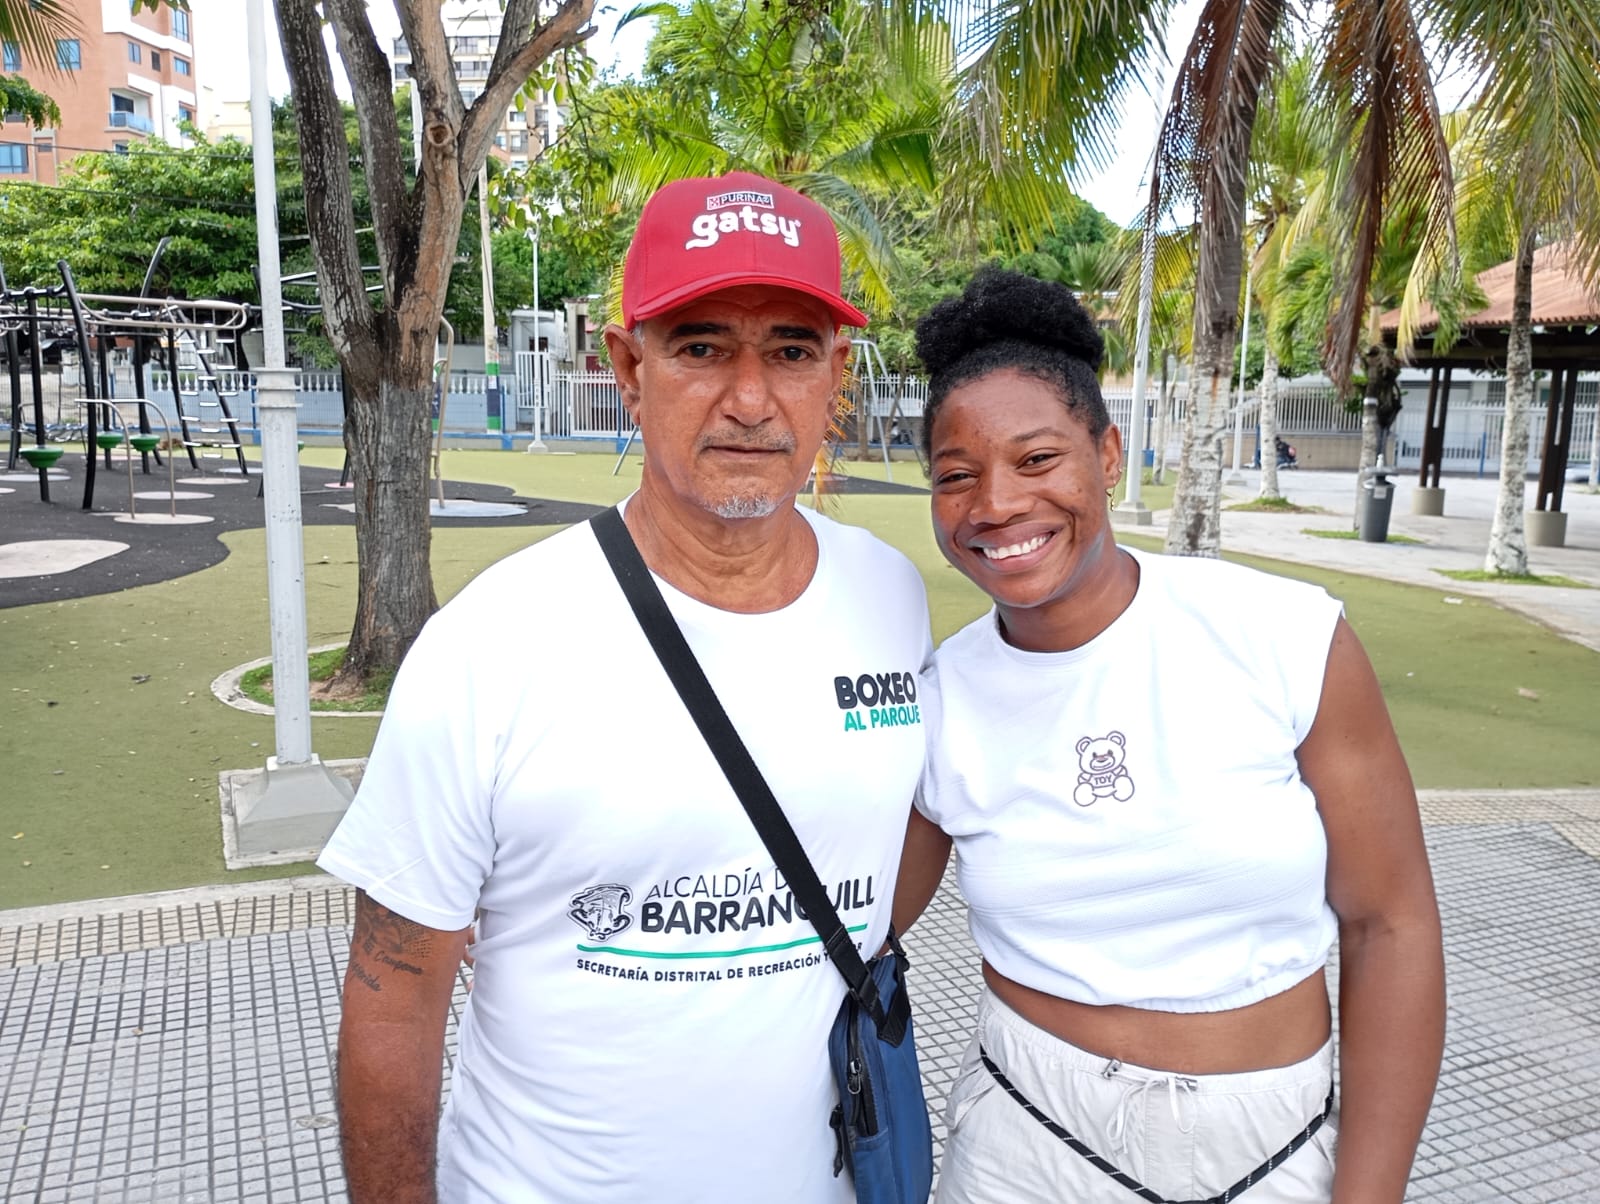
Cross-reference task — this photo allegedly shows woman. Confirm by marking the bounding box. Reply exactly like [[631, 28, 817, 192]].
[[895, 268, 1444, 1203]]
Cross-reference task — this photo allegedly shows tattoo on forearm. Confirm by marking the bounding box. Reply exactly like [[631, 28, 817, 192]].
[[348, 891, 435, 993]]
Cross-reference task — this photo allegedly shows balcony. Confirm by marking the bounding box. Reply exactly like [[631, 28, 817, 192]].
[[108, 110, 154, 134]]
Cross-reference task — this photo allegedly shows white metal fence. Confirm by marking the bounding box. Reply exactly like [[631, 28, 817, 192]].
[[120, 362, 1596, 478]]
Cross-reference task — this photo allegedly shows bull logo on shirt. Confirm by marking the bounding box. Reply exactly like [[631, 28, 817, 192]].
[[568, 883, 634, 942]]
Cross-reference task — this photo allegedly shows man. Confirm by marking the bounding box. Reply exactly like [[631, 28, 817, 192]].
[[317, 171, 932, 1203]]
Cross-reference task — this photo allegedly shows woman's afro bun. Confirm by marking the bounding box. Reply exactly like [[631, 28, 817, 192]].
[[913, 265, 1105, 380]]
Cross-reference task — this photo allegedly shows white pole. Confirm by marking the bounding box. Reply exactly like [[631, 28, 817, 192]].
[[529, 221, 546, 450], [227, 0, 352, 864], [478, 163, 501, 433], [1588, 394, 1598, 489], [1227, 278, 1251, 483], [1119, 215, 1156, 525], [246, 0, 310, 765]]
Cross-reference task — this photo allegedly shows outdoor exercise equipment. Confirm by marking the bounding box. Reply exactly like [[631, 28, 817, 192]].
[[1, 249, 251, 510], [90, 399, 179, 518]]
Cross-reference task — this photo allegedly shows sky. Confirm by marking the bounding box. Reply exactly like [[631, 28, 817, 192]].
[[191, 0, 1214, 228]]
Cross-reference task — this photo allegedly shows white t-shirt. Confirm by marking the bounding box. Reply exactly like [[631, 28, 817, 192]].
[[917, 546, 1344, 1013], [318, 505, 932, 1203]]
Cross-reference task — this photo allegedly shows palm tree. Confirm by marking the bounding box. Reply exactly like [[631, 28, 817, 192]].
[[583, 0, 1020, 313], [937, 0, 1455, 552], [1245, 48, 1331, 501], [0, 0, 75, 125], [1424, 0, 1600, 574]]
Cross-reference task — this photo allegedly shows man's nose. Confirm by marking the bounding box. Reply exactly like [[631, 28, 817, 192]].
[[724, 347, 776, 424]]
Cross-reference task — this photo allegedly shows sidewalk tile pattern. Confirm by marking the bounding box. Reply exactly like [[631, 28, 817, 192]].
[[3, 802, 1600, 1201]]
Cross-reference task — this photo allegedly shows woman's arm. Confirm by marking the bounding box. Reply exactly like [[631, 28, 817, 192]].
[[892, 808, 953, 934], [1297, 618, 1445, 1204]]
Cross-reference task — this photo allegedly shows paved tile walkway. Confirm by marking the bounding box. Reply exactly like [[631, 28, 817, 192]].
[[3, 790, 1599, 1202]]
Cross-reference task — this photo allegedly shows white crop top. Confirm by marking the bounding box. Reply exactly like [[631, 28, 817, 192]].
[[917, 547, 1345, 1013]]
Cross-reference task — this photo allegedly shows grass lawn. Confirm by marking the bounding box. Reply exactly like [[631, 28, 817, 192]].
[[1228, 498, 1327, 514], [1303, 528, 1425, 546], [1435, 568, 1592, 589], [3, 448, 1596, 909]]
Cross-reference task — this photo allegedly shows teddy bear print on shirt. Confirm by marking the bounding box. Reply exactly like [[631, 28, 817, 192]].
[[1072, 732, 1135, 807]]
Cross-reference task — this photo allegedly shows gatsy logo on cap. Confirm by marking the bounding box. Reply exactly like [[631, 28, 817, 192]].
[[621, 171, 869, 329]]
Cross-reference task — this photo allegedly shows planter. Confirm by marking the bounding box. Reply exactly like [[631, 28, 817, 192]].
[[1526, 509, 1567, 548], [1411, 486, 1445, 516]]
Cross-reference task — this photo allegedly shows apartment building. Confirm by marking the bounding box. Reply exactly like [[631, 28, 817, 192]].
[[1, 0, 197, 185], [390, 0, 569, 171]]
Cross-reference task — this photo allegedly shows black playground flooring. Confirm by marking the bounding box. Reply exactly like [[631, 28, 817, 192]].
[[0, 450, 929, 609], [0, 449, 601, 608]]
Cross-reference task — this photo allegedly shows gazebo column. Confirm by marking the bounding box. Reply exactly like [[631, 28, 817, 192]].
[[1528, 365, 1578, 547], [1413, 364, 1448, 515]]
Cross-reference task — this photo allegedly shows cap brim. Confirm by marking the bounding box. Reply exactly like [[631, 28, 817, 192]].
[[629, 271, 869, 329]]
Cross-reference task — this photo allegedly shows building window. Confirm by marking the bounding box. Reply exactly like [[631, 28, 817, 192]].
[[4, 42, 20, 71], [149, 50, 160, 71], [0, 143, 27, 174], [508, 108, 524, 124], [174, 57, 189, 75], [113, 141, 129, 154], [127, 41, 141, 63], [56, 39, 81, 70], [509, 132, 525, 151], [178, 105, 194, 124], [172, 9, 189, 41]]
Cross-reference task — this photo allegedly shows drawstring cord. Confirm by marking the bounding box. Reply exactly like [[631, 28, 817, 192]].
[[1105, 1063, 1199, 1163]]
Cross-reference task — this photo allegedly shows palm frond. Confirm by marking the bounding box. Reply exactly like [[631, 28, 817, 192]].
[[1319, 0, 1456, 389]]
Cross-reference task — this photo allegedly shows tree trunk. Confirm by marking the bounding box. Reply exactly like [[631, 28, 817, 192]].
[[1354, 398, 1379, 530], [1152, 354, 1172, 486], [333, 335, 441, 689], [1167, 264, 1246, 558], [1258, 339, 1281, 499], [1485, 230, 1536, 575]]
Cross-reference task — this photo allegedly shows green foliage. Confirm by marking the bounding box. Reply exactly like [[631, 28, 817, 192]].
[[0, 135, 257, 298], [0, 74, 58, 126]]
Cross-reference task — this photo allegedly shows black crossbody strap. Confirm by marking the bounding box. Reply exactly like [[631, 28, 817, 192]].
[[591, 506, 885, 1023]]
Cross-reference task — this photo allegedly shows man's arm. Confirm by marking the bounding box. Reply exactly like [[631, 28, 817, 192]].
[[1298, 618, 1446, 1204], [336, 889, 473, 1204]]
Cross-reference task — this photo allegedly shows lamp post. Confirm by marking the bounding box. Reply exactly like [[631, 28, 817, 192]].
[[1227, 279, 1251, 485], [528, 212, 546, 451], [1118, 214, 1156, 526], [224, 0, 353, 867]]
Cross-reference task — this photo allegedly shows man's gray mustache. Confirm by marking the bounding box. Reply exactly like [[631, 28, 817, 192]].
[[697, 432, 797, 453]]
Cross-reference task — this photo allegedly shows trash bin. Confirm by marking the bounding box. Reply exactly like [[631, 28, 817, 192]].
[[1360, 466, 1395, 542]]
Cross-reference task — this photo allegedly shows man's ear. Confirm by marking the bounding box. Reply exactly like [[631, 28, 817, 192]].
[[831, 332, 852, 386], [604, 324, 644, 422]]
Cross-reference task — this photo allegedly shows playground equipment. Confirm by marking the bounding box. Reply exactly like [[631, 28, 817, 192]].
[[90, 399, 179, 518], [1, 248, 249, 510], [431, 316, 457, 509]]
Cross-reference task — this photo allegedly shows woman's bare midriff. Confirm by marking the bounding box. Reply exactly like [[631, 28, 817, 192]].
[[984, 961, 1332, 1076]]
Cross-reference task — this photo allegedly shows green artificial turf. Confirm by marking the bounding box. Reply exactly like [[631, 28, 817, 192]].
[[3, 448, 1596, 909]]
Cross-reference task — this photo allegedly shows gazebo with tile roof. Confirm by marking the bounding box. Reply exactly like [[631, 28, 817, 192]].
[[1379, 243, 1599, 543]]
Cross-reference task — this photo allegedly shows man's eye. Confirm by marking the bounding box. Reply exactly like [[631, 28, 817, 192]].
[[683, 343, 716, 358], [1023, 452, 1057, 468], [778, 346, 812, 361]]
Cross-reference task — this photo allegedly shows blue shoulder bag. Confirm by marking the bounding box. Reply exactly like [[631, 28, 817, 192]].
[[593, 507, 934, 1204]]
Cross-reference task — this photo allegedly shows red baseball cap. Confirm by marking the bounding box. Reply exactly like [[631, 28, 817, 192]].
[[621, 171, 869, 329]]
